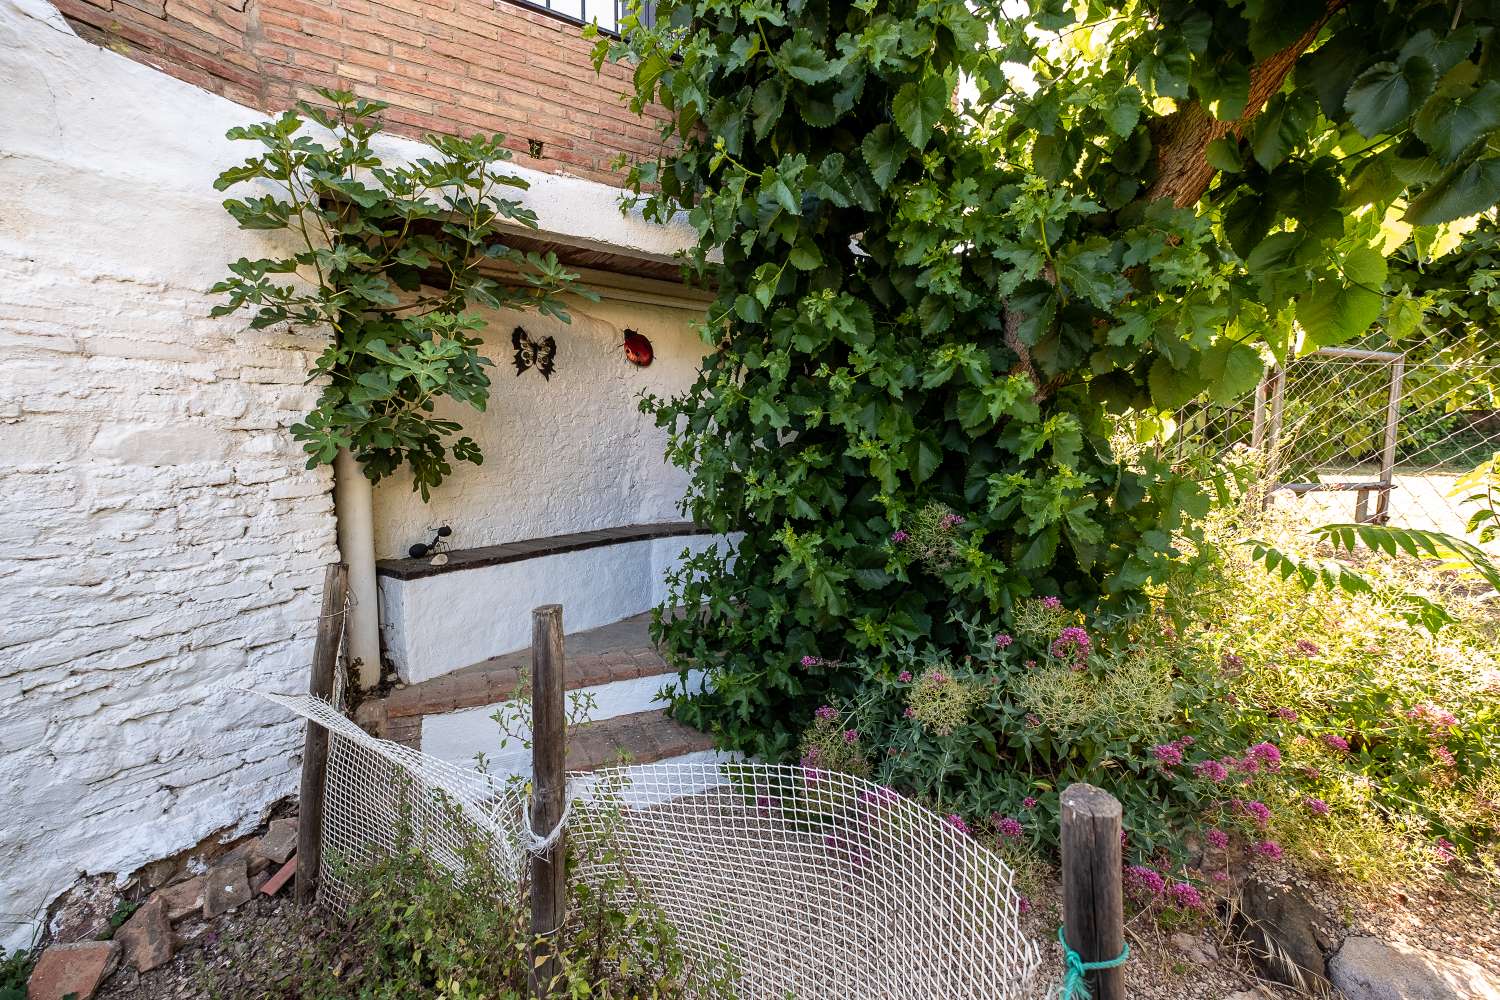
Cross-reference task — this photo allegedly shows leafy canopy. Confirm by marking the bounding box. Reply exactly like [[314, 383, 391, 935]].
[[212, 89, 592, 497], [594, 1, 1500, 756]]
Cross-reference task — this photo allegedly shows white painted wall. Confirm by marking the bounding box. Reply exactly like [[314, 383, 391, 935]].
[[370, 295, 710, 561], [0, 0, 343, 949], [379, 533, 725, 682]]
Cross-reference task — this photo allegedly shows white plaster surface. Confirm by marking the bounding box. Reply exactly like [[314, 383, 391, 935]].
[[0, 0, 343, 949], [370, 295, 711, 562], [379, 533, 727, 682], [419, 669, 707, 766]]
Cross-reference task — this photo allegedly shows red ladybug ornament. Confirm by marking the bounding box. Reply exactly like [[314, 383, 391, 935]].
[[623, 329, 654, 367]]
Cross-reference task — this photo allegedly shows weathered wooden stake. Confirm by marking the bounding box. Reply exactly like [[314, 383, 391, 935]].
[[529, 604, 567, 998], [1060, 783, 1126, 1000], [296, 562, 348, 905]]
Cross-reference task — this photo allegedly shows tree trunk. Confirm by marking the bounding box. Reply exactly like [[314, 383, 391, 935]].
[[1144, 2, 1348, 208]]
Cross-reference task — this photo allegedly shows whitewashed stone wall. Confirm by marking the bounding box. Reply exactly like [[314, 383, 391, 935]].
[[0, 0, 339, 950]]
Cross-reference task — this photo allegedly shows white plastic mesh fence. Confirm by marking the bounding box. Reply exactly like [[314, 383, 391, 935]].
[[261, 694, 1044, 999]]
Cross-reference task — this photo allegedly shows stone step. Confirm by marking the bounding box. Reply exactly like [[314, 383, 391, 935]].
[[353, 612, 713, 772]]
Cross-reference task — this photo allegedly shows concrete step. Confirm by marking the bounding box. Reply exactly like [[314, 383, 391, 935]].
[[352, 612, 714, 772]]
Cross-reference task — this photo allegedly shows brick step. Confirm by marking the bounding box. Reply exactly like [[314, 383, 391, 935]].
[[566, 709, 717, 773], [352, 612, 710, 767]]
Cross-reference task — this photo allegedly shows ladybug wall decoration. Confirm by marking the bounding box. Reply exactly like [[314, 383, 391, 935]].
[[623, 329, 654, 367]]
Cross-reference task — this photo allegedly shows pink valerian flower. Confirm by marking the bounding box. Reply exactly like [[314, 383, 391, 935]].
[[1304, 797, 1330, 816], [994, 633, 1014, 648], [1408, 703, 1459, 730], [1232, 799, 1272, 827], [1152, 743, 1185, 768], [1302, 765, 1323, 781], [890, 529, 909, 543], [1018, 896, 1033, 915], [1041, 595, 1063, 609], [1432, 745, 1457, 768], [1025, 712, 1041, 728], [897, 670, 913, 683], [1051, 627, 1092, 669], [801, 748, 822, 767], [992, 815, 1024, 840], [1220, 651, 1245, 672], [1211, 871, 1229, 884], [802, 765, 824, 783], [903, 706, 917, 719], [1206, 828, 1229, 850], [842, 728, 860, 745], [1294, 639, 1321, 656], [1273, 707, 1299, 722], [1194, 759, 1230, 782], [814, 705, 837, 722], [756, 795, 781, 817], [800, 655, 824, 668], [1167, 883, 1204, 910], [1124, 865, 1166, 898], [1246, 742, 1282, 772], [1021, 796, 1038, 810], [1255, 840, 1283, 861], [944, 814, 972, 837], [1023, 659, 1037, 669], [1434, 838, 1458, 863], [930, 670, 948, 684], [1323, 734, 1351, 753], [941, 513, 965, 528]]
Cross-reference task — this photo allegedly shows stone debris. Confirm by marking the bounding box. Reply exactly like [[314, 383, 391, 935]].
[[203, 858, 251, 918], [1169, 931, 1218, 966], [1235, 873, 1334, 992], [155, 875, 204, 922], [28, 939, 120, 1000], [115, 897, 174, 973], [256, 817, 298, 865], [48, 875, 122, 945], [1330, 936, 1500, 1000]]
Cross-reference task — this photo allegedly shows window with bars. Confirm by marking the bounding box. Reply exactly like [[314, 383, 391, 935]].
[[508, 0, 657, 35]]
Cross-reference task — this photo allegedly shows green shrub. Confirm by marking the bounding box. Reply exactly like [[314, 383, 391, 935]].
[[201, 799, 735, 999]]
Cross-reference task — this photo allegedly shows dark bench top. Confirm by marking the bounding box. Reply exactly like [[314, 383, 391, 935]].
[[375, 521, 714, 581]]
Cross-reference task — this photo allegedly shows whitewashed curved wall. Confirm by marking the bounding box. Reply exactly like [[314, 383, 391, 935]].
[[371, 295, 709, 561]]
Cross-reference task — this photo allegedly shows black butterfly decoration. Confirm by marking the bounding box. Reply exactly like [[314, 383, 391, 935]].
[[512, 327, 557, 380]]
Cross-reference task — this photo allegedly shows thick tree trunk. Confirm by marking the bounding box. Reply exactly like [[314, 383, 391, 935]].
[[1144, 2, 1348, 208]]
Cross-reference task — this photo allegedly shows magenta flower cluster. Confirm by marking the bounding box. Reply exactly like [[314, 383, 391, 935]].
[[1304, 797, 1330, 816], [898, 670, 913, 683], [944, 814, 972, 837], [1194, 759, 1230, 782], [994, 633, 1014, 648], [992, 815, 1024, 840], [814, 705, 837, 722], [1124, 865, 1166, 898], [1041, 595, 1062, 609], [940, 513, 965, 528], [1205, 828, 1229, 850], [1022, 796, 1038, 810], [1050, 626, 1091, 667], [890, 529, 909, 543], [1167, 882, 1204, 910], [1323, 733, 1351, 752], [1152, 743, 1185, 768], [1232, 798, 1272, 827], [801, 655, 825, 668], [842, 728, 860, 745], [1255, 840, 1283, 861]]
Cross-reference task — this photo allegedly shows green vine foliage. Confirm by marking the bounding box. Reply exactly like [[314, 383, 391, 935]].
[[595, 1, 1500, 758], [212, 89, 594, 497]]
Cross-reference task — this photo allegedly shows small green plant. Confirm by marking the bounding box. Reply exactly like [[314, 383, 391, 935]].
[[796, 704, 872, 778], [212, 88, 594, 498], [0, 942, 34, 1000]]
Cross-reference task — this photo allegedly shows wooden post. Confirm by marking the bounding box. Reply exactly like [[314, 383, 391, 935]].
[[529, 604, 567, 998], [296, 562, 348, 905], [1060, 783, 1125, 1000], [1375, 358, 1405, 525]]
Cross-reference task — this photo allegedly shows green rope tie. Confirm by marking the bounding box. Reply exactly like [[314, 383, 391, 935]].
[[1055, 927, 1129, 1000]]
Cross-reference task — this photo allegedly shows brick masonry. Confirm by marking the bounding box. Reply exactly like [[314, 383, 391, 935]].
[[52, 0, 672, 187]]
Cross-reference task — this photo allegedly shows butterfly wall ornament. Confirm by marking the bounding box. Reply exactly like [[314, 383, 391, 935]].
[[511, 326, 557, 380]]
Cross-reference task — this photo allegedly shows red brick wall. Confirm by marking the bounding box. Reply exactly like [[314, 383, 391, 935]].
[[54, 0, 668, 186]]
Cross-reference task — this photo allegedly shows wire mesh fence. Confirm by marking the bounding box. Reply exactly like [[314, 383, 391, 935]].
[[262, 693, 1045, 1000], [1173, 331, 1499, 544]]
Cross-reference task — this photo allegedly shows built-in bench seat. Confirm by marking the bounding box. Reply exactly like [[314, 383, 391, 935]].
[[375, 522, 727, 685]]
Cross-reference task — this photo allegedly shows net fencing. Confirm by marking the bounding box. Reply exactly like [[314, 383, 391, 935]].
[[260, 693, 1044, 999], [1172, 330, 1499, 543]]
